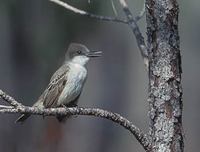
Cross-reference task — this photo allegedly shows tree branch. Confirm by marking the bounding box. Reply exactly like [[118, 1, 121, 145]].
[[119, 0, 148, 68], [49, 0, 128, 24], [110, 0, 118, 17], [0, 105, 13, 109], [0, 89, 152, 151], [135, 3, 145, 22], [0, 90, 23, 107], [49, 0, 148, 69]]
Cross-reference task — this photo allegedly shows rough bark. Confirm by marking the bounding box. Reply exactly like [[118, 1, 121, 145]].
[[146, 0, 183, 151]]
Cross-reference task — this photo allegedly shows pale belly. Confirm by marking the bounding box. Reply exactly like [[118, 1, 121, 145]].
[[57, 64, 87, 106]]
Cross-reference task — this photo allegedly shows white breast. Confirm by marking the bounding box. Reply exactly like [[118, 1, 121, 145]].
[[57, 63, 87, 106]]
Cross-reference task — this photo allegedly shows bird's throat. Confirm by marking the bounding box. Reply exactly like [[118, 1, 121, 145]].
[[71, 56, 89, 66]]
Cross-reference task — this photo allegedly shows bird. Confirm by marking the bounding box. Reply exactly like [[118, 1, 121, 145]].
[[15, 43, 102, 123]]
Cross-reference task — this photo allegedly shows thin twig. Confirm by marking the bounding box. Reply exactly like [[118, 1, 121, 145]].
[[0, 89, 23, 107], [0, 89, 152, 151], [135, 3, 145, 22], [111, 0, 118, 17], [49, 0, 127, 24], [49, 0, 148, 68], [0, 105, 13, 109], [119, 0, 148, 68]]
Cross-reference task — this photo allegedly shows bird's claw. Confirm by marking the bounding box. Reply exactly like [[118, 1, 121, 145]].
[[61, 104, 67, 108], [71, 104, 78, 107]]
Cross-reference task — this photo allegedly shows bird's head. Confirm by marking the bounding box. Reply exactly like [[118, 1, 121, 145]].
[[65, 43, 102, 66]]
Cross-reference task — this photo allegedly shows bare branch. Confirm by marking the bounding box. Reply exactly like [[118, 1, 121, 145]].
[[49, 0, 148, 68], [0, 89, 152, 151], [0, 90, 23, 107], [49, 0, 127, 24], [110, 0, 118, 17], [0, 105, 13, 109], [119, 0, 148, 68], [135, 3, 145, 22]]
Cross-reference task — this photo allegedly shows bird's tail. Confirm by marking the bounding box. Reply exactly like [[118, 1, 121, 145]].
[[15, 99, 44, 123], [15, 114, 31, 123]]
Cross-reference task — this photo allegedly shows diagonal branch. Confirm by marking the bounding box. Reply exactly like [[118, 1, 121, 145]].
[[49, 0, 148, 69], [0, 105, 13, 109], [119, 0, 148, 68], [0, 89, 152, 151], [0, 90, 23, 107], [135, 3, 145, 22], [110, 0, 118, 17], [49, 0, 127, 24]]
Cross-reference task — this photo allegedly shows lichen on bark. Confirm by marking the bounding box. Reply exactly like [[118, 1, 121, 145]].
[[146, 0, 183, 151]]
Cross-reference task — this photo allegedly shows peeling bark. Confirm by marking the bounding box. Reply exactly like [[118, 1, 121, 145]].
[[146, 0, 183, 151]]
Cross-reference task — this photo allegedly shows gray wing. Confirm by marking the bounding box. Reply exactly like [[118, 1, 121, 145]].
[[50, 64, 69, 82], [36, 64, 69, 108]]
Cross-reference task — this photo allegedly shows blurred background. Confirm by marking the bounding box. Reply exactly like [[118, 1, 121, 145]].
[[0, 0, 198, 151]]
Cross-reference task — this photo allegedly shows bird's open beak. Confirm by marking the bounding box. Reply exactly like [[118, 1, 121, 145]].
[[86, 51, 102, 57]]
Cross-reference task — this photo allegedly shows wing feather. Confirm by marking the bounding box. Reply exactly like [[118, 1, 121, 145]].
[[36, 64, 69, 108]]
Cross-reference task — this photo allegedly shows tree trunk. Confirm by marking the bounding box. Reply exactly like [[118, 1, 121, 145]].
[[146, 0, 184, 151]]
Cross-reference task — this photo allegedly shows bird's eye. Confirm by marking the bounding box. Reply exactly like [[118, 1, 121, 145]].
[[77, 50, 81, 54]]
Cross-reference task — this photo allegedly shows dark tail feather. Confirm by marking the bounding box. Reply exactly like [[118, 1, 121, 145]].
[[15, 114, 31, 123]]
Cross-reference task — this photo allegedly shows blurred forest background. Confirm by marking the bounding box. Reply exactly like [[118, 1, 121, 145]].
[[0, 0, 198, 152]]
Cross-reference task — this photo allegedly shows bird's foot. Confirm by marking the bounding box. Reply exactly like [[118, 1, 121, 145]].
[[61, 104, 67, 108], [70, 104, 78, 118], [61, 104, 78, 109], [70, 103, 78, 107]]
